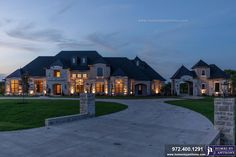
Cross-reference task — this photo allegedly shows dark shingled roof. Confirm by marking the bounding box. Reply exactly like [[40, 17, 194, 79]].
[[104, 57, 150, 80], [7, 51, 166, 81], [7, 56, 54, 78], [171, 62, 229, 80], [209, 64, 230, 79], [6, 69, 21, 78], [132, 57, 166, 81], [171, 65, 197, 79], [192, 59, 209, 69], [111, 68, 127, 76]]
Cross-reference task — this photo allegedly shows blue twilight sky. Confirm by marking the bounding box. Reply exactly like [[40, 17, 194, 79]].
[[0, 0, 235, 80]]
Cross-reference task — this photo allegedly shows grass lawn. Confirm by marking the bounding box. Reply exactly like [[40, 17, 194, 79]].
[[165, 97, 215, 122], [0, 99, 127, 131], [166, 97, 236, 143]]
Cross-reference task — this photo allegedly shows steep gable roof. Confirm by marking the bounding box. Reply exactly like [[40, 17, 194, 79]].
[[171, 65, 196, 79], [192, 59, 209, 69], [7, 56, 54, 78], [104, 57, 150, 80], [111, 68, 127, 76], [132, 58, 166, 81], [209, 64, 230, 79], [54, 50, 104, 70]]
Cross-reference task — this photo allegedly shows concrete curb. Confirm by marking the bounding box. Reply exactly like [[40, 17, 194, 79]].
[[45, 113, 93, 126]]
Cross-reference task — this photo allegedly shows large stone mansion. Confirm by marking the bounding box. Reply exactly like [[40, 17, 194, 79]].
[[5, 51, 166, 96], [171, 60, 230, 96]]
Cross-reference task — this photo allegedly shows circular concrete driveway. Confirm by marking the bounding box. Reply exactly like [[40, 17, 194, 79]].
[[0, 98, 217, 157]]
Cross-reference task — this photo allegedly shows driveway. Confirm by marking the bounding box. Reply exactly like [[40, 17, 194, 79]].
[[0, 98, 217, 157]]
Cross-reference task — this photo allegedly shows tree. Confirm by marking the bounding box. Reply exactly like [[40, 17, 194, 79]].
[[161, 82, 172, 96], [20, 68, 29, 104], [224, 69, 236, 96]]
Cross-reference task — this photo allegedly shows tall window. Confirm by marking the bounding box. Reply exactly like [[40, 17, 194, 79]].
[[53, 84, 62, 95], [201, 70, 206, 76], [96, 82, 104, 93], [201, 83, 206, 89], [97, 67, 103, 76], [11, 80, 19, 93], [54, 70, 61, 78], [215, 83, 220, 92], [136, 60, 139, 66], [115, 79, 124, 95], [82, 57, 86, 63], [72, 58, 76, 64], [35, 80, 43, 93]]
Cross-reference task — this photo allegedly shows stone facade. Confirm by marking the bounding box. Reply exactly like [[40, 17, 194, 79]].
[[171, 60, 230, 96], [214, 98, 235, 145], [5, 51, 165, 96]]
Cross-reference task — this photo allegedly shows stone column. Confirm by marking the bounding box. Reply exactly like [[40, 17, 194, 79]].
[[214, 98, 235, 145], [80, 93, 95, 116]]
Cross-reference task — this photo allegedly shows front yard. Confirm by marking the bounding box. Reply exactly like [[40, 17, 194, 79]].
[[0, 99, 127, 131], [166, 97, 236, 142]]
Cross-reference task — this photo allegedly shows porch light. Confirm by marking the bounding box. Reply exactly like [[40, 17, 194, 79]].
[[155, 89, 159, 94], [70, 88, 74, 94], [201, 89, 206, 94], [29, 90, 34, 95]]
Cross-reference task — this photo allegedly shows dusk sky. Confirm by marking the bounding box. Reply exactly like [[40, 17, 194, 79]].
[[0, 0, 235, 80]]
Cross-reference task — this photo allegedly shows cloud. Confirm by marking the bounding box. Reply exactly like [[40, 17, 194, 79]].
[[6, 23, 66, 43], [87, 32, 130, 53], [57, 1, 75, 15], [57, 40, 94, 50]]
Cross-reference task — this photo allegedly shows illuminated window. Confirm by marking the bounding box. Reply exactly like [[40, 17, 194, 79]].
[[77, 74, 82, 78], [97, 68, 103, 76], [96, 82, 104, 93], [53, 84, 61, 95], [83, 74, 87, 78], [54, 70, 61, 77], [11, 80, 19, 93], [72, 74, 76, 78], [115, 79, 124, 95], [35, 80, 43, 93]]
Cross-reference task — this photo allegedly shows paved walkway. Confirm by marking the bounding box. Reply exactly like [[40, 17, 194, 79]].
[[0, 98, 217, 157]]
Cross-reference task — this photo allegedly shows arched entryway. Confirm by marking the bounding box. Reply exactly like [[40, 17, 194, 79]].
[[53, 84, 62, 95], [179, 81, 193, 95], [135, 84, 147, 96]]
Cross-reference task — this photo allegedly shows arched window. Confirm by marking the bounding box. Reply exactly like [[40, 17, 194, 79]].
[[97, 67, 103, 76], [202, 70, 206, 76]]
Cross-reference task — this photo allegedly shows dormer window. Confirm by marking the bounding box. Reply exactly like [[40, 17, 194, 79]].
[[97, 67, 103, 76], [82, 57, 86, 64], [136, 60, 139, 66], [54, 70, 61, 78], [201, 70, 206, 76], [72, 58, 76, 64]]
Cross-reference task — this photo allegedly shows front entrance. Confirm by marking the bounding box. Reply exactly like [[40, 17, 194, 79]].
[[115, 79, 124, 95], [135, 84, 147, 96], [76, 79, 84, 94], [179, 81, 193, 95], [53, 84, 62, 95]]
